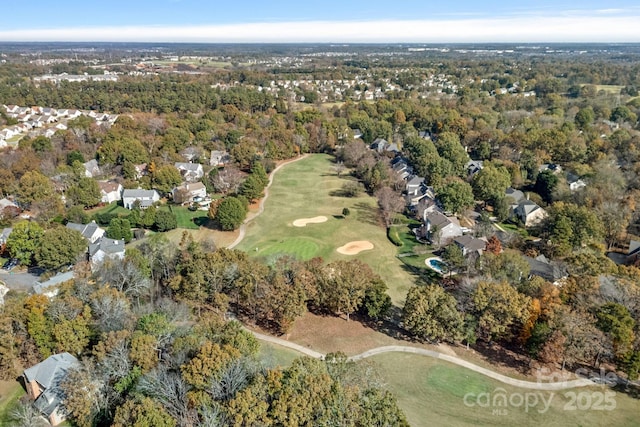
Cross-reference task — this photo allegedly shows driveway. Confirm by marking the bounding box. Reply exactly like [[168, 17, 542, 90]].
[[0, 268, 41, 291]]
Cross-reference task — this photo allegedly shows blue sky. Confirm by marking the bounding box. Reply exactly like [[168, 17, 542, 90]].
[[1, 0, 639, 42]]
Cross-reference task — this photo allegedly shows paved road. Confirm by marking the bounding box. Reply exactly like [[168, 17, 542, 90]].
[[247, 329, 593, 391], [227, 154, 309, 249]]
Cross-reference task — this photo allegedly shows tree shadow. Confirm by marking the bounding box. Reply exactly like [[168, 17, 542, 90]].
[[353, 202, 381, 226], [194, 216, 211, 227]]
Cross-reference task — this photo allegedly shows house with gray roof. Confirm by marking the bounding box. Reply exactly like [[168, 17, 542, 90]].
[[512, 199, 547, 228], [66, 220, 105, 244], [174, 162, 204, 182], [23, 352, 79, 426], [210, 150, 230, 167], [89, 237, 125, 267], [122, 189, 160, 209], [82, 159, 101, 178], [454, 235, 487, 257], [33, 271, 75, 298], [419, 211, 463, 245], [505, 187, 525, 204], [0, 227, 12, 245], [525, 255, 567, 283]]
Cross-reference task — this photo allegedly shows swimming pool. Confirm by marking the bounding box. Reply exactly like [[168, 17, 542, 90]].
[[426, 257, 448, 274]]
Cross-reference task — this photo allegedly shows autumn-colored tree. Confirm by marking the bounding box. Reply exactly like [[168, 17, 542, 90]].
[[472, 281, 531, 341], [403, 285, 464, 342], [485, 235, 502, 255]]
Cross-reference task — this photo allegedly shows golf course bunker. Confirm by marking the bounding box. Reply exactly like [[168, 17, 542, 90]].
[[336, 241, 374, 255], [293, 216, 328, 227]]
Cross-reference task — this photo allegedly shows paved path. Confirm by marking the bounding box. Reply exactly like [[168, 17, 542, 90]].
[[227, 154, 309, 249], [248, 329, 593, 391]]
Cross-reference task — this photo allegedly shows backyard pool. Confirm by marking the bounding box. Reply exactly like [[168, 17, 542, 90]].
[[425, 257, 448, 274]]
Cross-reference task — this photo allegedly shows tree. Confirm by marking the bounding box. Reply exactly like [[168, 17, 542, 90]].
[[107, 218, 133, 243], [472, 164, 511, 204], [434, 131, 469, 176], [210, 164, 244, 195], [545, 202, 604, 254], [67, 177, 102, 208], [534, 170, 558, 204], [112, 397, 176, 427], [360, 278, 392, 320], [442, 244, 465, 274], [574, 107, 594, 129], [402, 285, 464, 342], [36, 227, 87, 271], [316, 260, 374, 321], [154, 210, 177, 232], [596, 303, 636, 358], [215, 197, 247, 231], [16, 171, 55, 209], [481, 250, 530, 284], [6, 220, 44, 265], [152, 165, 182, 194], [472, 281, 531, 341], [485, 235, 502, 255], [376, 186, 404, 228], [239, 174, 265, 202], [31, 136, 52, 153], [436, 178, 474, 214]]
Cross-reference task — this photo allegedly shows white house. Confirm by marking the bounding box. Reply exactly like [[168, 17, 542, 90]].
[[32, 271, 75, 298], [98, 181, 123, 204], [172, 182, 207, 205], [66, 220, 105, 244], [89, 238, 126, 267], [83, 159, 101, 178], [420, 211, 463, 245], [512, 200, 547, 228], [174, 162, 204, 182], [122, 189, 160, 209]]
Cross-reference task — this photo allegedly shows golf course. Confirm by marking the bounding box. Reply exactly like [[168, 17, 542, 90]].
[[236, 153, 414, 305]]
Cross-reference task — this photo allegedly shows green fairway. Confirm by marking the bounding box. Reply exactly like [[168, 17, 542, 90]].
[[369, 353, 640, 427], [236, 154, 414, 305]]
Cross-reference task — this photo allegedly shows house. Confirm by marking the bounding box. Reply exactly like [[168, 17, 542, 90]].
[[418, 130, 432, 140], [370, 138, 389, 153], [420, 211, 463, 245], [466, 160, 484, 177], [174, 162, 204, 182], [505, 187, 525, 204], [405, 176, 425, 195], [513, 200, 547, 228], [89, 237, 126, 267], [210, 150, 230, 167], [32, 271, 75, 298], [0, 198, 19, 211], [627, 240, 640, 264], [82, 159, 101, 178], [173, 182, 207, 205], [352, 128, 363, 139], [454, 235, 487, 257], [133, 163, 148, 179], [66, 220, 105, 244], [0, 227, 12, 245], [23, 352, 80, 426], [122, 189, 160, 209], [567, 173, 587, 192], [181, 146, 202, 162], [539, 163, 563, 175], [525, 255, 567, 283], [98, 181, 123, 204]]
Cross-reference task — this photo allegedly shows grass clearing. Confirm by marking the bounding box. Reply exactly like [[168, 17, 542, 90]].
[[257, 342, 301, 369], [160, 205, 209, 230], [370, 352, 639, 427], [89, 201, 130, 219], [0, 381, 24, 425], [237, 154, 415, 305]]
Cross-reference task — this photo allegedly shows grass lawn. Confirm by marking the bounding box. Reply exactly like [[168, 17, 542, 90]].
[[0, 381, 24, 425], [89, 201, 130, 218], [236, 154, 415, 305], [257, 342, 301, 370], [160, 205, 209, 230], [369, 352, 640, 427]]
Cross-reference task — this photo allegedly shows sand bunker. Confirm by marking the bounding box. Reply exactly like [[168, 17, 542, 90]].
[[293, 216, 328, 227], [336, 241, 374, 255]]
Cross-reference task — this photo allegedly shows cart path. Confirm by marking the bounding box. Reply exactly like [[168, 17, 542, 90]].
[[249, 329, 594, 391]]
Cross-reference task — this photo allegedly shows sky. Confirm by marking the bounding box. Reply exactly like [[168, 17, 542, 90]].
[[1, 0, 639, 43]]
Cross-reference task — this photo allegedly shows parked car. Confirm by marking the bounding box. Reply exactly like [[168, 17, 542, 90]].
[[2, 258, 19, 271]]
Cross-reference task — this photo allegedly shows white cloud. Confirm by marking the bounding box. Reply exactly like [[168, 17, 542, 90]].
[[0, 15, 639, 42]]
